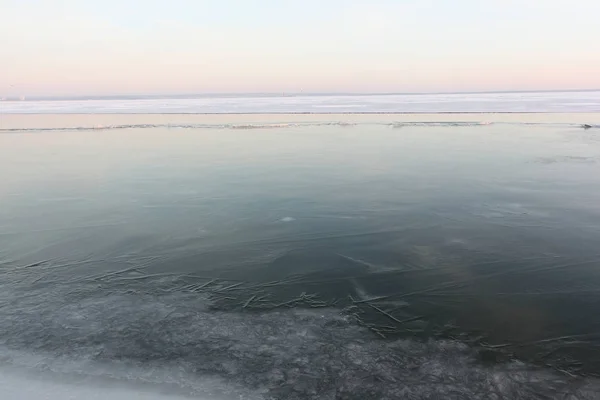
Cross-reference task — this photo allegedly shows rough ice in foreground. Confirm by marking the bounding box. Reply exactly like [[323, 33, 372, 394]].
[[2, 290, 600, 399]]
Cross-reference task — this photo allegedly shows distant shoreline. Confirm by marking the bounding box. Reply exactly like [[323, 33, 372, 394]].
[[2, 89, 600, 102], [1, 111, 600, 115]]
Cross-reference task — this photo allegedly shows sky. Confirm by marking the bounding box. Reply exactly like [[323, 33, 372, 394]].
[[1, 0, 600, 97]]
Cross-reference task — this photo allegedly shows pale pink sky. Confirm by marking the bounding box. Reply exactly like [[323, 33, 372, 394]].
[[1, 0, 599, 96]]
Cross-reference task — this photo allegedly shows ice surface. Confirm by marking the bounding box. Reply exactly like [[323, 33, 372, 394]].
[[2, 112, 600, 399], [2, 91, 600, 114], [2, 281, 599, 399]]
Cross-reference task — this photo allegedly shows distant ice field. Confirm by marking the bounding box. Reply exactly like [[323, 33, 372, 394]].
[[2, 91, 599, 114]]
